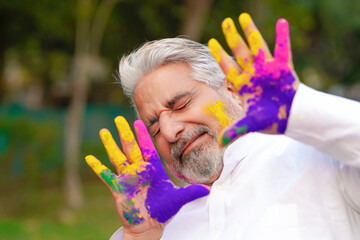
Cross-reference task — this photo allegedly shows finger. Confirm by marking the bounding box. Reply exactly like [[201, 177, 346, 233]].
[[115, 116, 148, 175], [218, 113, 267, 146], [134, 120, 157, 162], [114, 116, 143, 165], [179, 184, 210, 205], [99, 128, 127, 174], [234, 69, 256, 92], [219, 105, 281, 146], [221, 17, 252, 69], [85, 155, 119, 192], [208, 38, 244, 91], [134, 120, 170, 181], [239, 13, 272, 59], [218, 119, 249, 146], [208, 37, 235, 72], [274, 18, 293, 68], [145, 182, 210, 223]]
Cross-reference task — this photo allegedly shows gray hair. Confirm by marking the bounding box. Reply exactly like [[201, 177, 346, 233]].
[[117, 37, 226, 110]]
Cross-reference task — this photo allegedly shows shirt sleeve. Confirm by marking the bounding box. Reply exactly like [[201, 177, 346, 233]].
[[286, 84, 360, 212], [336, 163, 360, 213], [110, 227, 123, 240], [285, 83, 360, 168]]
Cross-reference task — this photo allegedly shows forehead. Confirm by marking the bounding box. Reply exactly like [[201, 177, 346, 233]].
[[133, 62, 205, 115], [135, 62, 196, 92]]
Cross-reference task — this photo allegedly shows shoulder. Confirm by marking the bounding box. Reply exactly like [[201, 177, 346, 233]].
[[110, 227, 123, 240]]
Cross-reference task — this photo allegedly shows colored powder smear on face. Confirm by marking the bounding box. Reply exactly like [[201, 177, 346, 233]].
[[204, 100, 233, 128], [221, 16, 296, 145]]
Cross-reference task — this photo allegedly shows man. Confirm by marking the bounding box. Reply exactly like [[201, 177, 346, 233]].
[[86, 13, 360, 239]]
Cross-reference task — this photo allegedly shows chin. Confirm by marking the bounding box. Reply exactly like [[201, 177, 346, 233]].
[[167, 143, 225, 185]]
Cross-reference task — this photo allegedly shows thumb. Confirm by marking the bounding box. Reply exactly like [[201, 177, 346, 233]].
[[219, 117, 252, 146], [179, 184, 211, 204], [220, 105, 281, 146], [145, 182, 210, 223]]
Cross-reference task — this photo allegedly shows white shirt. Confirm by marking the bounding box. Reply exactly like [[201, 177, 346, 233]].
[[111, 84, 360, 240]]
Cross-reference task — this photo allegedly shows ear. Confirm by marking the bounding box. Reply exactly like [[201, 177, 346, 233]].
[[220, 78, 242, 106]]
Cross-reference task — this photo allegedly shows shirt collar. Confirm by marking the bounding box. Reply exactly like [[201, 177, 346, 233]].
[[216, 133, 262, 181]]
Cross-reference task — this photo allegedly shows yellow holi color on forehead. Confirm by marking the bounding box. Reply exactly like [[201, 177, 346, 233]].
[[222, 18, 240, 49], [208, 38, 222, 63], [204, 100, 233, 127], [85, 155, 108, 175]]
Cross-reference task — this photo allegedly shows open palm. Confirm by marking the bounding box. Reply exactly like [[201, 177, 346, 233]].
[[208, 13, 300, 146], [86, 116, 209, 235]]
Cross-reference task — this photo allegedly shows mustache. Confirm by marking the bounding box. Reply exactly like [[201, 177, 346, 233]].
[[170, 125, 217, 161]]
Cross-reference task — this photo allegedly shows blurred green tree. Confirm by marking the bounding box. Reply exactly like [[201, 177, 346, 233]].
[[0, 0, 359, 228], [64, 0, 123, 210]]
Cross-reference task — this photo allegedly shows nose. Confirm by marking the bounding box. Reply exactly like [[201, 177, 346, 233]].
[[158, 112, 185, 143]]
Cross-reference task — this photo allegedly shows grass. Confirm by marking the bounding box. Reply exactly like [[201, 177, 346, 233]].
[[0, 179, 122, 240]]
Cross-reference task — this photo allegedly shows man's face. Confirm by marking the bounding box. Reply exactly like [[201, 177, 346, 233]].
[[134, 62, 243, 184]]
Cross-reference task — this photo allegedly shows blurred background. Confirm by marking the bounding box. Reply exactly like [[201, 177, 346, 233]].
[[0, 0, 359, 239]]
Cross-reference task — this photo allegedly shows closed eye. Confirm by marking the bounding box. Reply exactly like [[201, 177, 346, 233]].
[[153, 129, 160, 137], [149, 126, 160, 137], [174, 98, 191, 112], [176, 103, 188, 110]]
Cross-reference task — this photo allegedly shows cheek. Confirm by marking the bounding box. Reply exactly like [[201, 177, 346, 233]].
[[154, 138, 171, 159], [201, 100, 234, 129]]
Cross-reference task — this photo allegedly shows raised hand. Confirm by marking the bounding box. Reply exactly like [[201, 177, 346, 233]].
[[208, 13, 300, 146], [85, 116, 210, 236]]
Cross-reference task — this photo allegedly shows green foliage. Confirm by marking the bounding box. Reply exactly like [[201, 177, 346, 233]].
[[0, 181, 121, 240], [0, 104, 63, 187], [0, 104, 134, 186], [0, 0, 359, 237], [0, 104, 134, 239], [203, 0, 360, 90], [2, 0, 359, 106], [262, 0, 360, 87]]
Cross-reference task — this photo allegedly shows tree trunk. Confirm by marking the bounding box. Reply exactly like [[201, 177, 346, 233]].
[[64, 0, 92, 209], [63, 0, 120, 210], [180, 0, 214, 42], [90, 0, 120, 56]]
